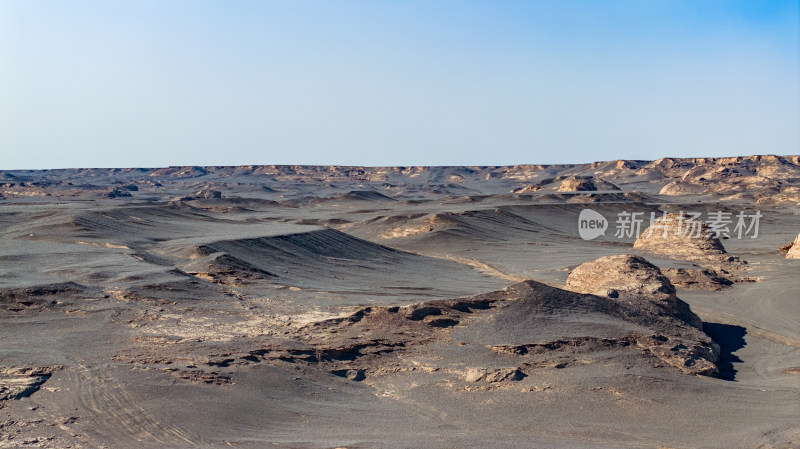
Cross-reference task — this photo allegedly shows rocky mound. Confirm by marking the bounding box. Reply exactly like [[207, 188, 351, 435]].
[[661, 267, 733, 291], [633, 213, 751, 286], [144, 279, 722, 388], [258, 280, 720, 379], [512, 176, 620, 193], [557, 176, 620, 192], [174, 188, 222, 201], [633, 213, 727, 258], [565, 254, 702, 328], [103, 186, 133, 198], [658, 181, 708, 196], [558, 177, 598, 192], [786, 233, 800, 259]]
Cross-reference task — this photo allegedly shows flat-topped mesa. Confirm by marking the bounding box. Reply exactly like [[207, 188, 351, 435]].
[[633, 213, 727, 258], [565, 254, 702, 329], [787, 233, 800, 259]]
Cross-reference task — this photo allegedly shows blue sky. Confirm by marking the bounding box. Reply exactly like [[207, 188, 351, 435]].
[[1, 0, 798, 169]]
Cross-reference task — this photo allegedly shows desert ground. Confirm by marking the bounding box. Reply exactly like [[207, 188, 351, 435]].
[[1, 156, 799, 448]]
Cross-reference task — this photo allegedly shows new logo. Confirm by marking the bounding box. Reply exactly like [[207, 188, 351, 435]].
[[578, 208, 608, 240]]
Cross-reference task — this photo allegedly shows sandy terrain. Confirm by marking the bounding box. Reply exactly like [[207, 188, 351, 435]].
[[0, 156, 798, 448]]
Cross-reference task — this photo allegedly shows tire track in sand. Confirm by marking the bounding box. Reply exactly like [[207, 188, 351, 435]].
[[74, 365, 196, 446]]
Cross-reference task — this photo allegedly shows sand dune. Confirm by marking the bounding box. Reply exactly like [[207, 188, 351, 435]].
[[177, 228, 507, 300]]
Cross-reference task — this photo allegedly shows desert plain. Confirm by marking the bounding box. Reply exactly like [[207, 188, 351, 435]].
[[0, 155, 799, 448]]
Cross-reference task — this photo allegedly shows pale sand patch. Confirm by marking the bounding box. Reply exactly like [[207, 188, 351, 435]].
[[75, 241, 130, 249]]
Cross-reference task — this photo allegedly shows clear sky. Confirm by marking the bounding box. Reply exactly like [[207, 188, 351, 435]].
[[1, 0, 798, 169]]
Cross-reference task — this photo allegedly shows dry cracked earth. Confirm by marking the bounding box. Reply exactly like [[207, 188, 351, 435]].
[[0, 156, 799, 448]]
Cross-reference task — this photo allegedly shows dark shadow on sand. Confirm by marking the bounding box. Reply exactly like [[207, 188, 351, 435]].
[[703, 322, 747, 381]]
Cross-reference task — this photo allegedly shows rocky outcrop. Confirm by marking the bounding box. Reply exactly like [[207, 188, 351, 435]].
[[103, 187, 132, 198], [194, 278, 724, 382], [463, 367, 525, 383], [513, 175, 621, 194], [558, 177, 597, 192], [565, 254, 702, 329], [659, 181, 707, 196], [173, 188, 223, 202], [661, 267, 733, 291], [786, 233, 800, 259], [0, 366, 61, 401], [633, 213, 751, 286], [633, 213, 728, 258], [557, 176, 621, 192]]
